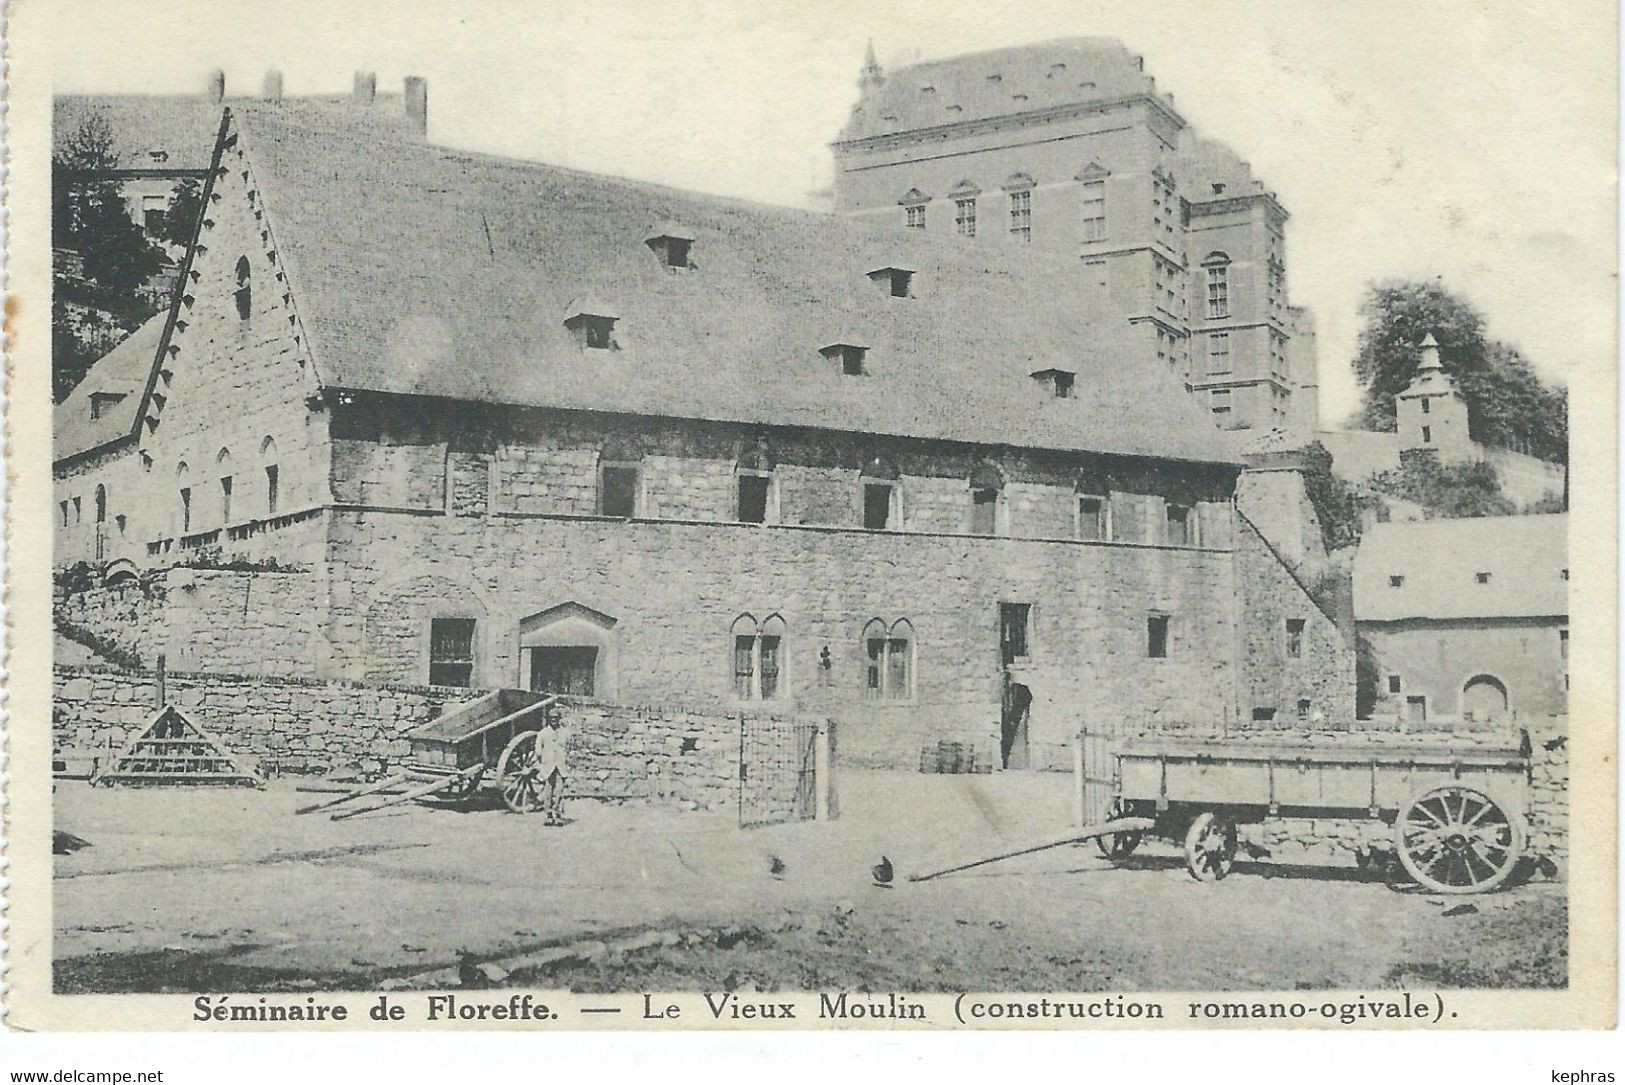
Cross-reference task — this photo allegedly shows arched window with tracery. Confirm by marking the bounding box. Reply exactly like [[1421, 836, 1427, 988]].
[[861, 617, 914, 700], [730, 613, 786, 701]]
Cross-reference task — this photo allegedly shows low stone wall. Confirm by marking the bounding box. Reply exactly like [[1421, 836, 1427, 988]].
[[561, 699, 736, 811], [52, 666, 822, 816]]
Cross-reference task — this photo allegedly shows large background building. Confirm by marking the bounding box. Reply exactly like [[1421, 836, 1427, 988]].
[[830, 38, 1319, 443]]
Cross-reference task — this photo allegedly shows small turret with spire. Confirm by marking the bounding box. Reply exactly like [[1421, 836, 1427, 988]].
[[859, 39, 885, 95], [1416, 332, 1443, 373], [1397, 330, 1470, 457]]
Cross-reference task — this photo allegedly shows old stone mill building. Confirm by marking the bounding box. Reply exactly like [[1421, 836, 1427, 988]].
[[53, 42, 1353, 771]]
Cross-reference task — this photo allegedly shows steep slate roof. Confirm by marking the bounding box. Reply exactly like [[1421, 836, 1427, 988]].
[[838, 38, 1166, 144], [1353, 514, 1569, 622], [233, 102, 1239, 466], [54, 314, 168, 460]]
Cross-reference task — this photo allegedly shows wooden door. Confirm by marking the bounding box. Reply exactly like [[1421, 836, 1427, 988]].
[[530, 647, 597, 696]]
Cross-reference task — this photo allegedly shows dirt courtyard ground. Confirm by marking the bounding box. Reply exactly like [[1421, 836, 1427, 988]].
[[53, 770, 1566, 993]]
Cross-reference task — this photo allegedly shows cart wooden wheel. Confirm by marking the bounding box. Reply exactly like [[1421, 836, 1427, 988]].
[[1395, 784, 1524, 894], [496, 732, 544, 814], [1095, 799, 1144, 862], [1183, 811, 1238, 882]]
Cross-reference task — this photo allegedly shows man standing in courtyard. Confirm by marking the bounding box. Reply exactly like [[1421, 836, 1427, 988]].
[[533, 712, 570, 826]]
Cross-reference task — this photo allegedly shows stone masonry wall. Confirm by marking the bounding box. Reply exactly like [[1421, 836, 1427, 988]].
[[1236, 514, 1355, 726], [52, 666, 812, 815], [326, 509, 1248, 773], [56, 567, 326, 677], [333, 398, 1240, 543]]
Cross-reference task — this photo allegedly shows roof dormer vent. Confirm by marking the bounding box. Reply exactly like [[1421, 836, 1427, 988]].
[[821, 342, 869, 376], [645, 224, 695, 270], [564, 297, 620, 350], [867, 266, 914, 299], [1030, 368, 1077, 399]]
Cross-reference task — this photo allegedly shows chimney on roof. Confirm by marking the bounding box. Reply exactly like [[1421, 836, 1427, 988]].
[[263, 70, 284, 105], [404, 75, 428, 136], [206, 69, 226, 104], [353, 70, 376, 105]]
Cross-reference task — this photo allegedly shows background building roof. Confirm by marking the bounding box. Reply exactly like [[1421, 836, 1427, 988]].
[[54, 314, 167, 460], [1353, 514, 1569, 621], [54, 91, 416, 171], [229, 102, 1239, 466], [837, 38, 1167, 144]]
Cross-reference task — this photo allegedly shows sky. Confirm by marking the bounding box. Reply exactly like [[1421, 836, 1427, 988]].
[[47, 0, 1617, 426]]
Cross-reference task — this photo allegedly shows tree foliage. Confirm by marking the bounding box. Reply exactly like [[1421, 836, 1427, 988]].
[[157, 177, 206, 250], [1368, 450, 1516, 520], [52, 114, 169, 401], [1299, 441, 1368, 551], [1352, 281, 1567, 463]]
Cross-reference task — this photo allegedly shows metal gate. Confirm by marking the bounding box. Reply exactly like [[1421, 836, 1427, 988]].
[[738, 715, 822, 827], [1077, 727, 1116, 827]]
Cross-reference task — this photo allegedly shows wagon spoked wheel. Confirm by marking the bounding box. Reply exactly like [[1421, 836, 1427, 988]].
[[1095, 799, 1144, 862], [1395, 785, 1524, 894], [496, 732, 544, 814], [1183, 811, 1238, 883]]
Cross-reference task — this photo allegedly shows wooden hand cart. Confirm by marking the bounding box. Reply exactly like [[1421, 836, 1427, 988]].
[[299, 689, 564, 820], [1084, 729, 1534, 894]]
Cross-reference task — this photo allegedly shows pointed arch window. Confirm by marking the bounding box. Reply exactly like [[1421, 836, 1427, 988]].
[[234, 256, 252, 321], [176, 461, 192, 534], [260, 436, 280, 516], [216, 447, 234, 525], [862, 618, 914, 700], [731, 613, 787, 701]]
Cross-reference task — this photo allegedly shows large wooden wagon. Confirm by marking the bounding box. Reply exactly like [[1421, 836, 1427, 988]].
[[1084, 729, 1533, 894], [299, 689, 563, 820], [404, 689, 563, 813]]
